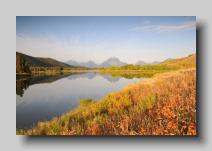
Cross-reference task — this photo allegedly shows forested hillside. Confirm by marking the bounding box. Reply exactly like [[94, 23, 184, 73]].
[[16, 52, 71, 68]]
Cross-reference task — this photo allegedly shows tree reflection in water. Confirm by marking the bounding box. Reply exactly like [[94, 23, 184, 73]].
[[16, 77, 30, 97], [16, 74, 71, 97]]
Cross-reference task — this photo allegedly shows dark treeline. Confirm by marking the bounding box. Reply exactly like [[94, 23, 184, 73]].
[[16, 54, 30, 74]]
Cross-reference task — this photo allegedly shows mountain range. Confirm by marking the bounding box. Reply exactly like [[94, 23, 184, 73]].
[[66, 57, 127, 68], [66, 60, 98, 68], [17, 51, 165, 69], [135, 60, 161, 66], [66, 57, 162, 68]]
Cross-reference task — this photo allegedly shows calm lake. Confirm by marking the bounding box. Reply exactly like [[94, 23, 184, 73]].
[[16, 72, 143, 130]]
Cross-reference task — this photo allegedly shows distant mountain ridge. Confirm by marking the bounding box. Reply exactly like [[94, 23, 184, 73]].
[[66, 57, 126, 68], [66, 57, 164, 68], [136, 60, 161, 65], [135, 60, 147, 66], [17, 51, 195, 69], [99, 57, 126, 68], [66, 60, 98, 68]]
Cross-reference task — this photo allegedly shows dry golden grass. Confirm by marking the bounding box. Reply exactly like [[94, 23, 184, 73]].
[[160, 54, 196, 69], [17, 68, 196, 136]]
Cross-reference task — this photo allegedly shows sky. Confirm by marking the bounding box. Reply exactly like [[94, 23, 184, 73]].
[[16, 16, 196, 64]]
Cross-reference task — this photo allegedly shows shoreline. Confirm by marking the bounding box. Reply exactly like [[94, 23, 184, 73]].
[[17, 68, 196, 135]]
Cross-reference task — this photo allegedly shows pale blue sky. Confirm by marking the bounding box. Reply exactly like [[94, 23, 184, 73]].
[[16, 16, 196, 63]]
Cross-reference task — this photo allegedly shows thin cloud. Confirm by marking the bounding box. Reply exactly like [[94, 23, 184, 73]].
[[130, 21, 196, 33]]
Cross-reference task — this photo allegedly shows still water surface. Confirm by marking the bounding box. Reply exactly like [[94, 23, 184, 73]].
[[16, 72, 143, 129]]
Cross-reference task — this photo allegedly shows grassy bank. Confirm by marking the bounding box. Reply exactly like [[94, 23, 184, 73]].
[[17, 68, 196, 135], [100, 69, 171, 78]]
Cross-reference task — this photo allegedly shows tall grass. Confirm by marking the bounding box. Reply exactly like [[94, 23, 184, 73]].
[[17, 68, 196, 135]]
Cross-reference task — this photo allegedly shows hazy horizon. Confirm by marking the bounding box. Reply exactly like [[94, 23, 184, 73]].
[[16, 16, 196, 64]]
